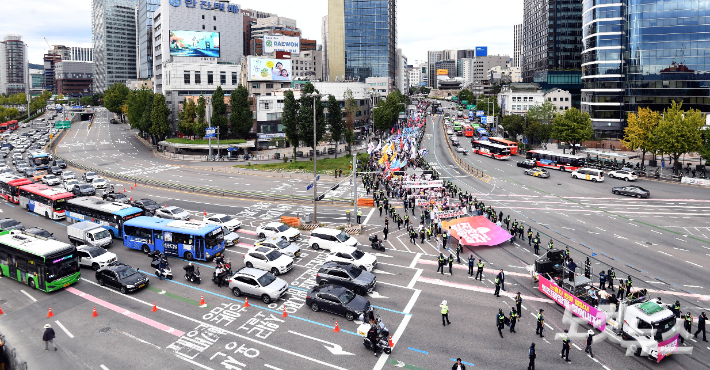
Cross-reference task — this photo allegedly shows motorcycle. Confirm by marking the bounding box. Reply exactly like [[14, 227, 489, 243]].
[[358, 313, 391, 355], [183, 265, 201, 284], [148, 250, 163, 269], [149, 250, 173, 279], [369, 235, 385, 252], [155, 264, 173, 280], [212, 269, 230, 286]]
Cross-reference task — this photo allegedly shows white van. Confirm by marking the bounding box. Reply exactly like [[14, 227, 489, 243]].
[[571, 168, 605, 182], [308, 227, 358, 251]]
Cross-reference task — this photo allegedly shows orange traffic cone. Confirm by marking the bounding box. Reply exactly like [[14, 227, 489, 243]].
[[244, 297, 250, 307], [131, 186, 133, 190], [282, 306, 288, 317], [204, 210, 207, 216], [135, 181, 137, 188], [0, 305, 4, 315], [199, 295, 206, 306], [47, 307, 55, 318], [333, 320, 340, 332], [152, 302, 158, 312], [389, 335, 394, 347], [130, 197, 133, 202], [123, 187, 126, 193], [92, 306, 98, 317]]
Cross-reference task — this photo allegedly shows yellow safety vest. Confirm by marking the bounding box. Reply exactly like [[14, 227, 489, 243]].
[[441, 304, 448, 314], [478, 262, 484, 268]]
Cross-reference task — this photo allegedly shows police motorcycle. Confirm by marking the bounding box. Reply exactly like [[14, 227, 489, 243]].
[[357, 311, 392, 354], [148, 250, 173, 280], [211, 256, 232, 286], [368, 235, 385, 252], [183, 263, 201, 284]]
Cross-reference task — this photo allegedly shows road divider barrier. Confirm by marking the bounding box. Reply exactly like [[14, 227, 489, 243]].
[[281, 216, 301, 227], [357, 198, 374, 207], [440, 118, 492, 183]]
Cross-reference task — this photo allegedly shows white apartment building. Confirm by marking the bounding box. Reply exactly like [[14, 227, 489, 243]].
[[544, 88, 572, 112], [498, 83, 571, 116]]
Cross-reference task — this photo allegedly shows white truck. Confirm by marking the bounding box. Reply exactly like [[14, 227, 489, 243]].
[[67, 221, 112, 248]]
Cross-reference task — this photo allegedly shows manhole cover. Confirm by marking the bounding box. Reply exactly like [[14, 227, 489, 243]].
[[646, 242, 652, 245], [99, 327, 111, 333]]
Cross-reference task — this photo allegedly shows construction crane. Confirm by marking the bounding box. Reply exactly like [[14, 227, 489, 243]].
[[44, 37, 52, 52]]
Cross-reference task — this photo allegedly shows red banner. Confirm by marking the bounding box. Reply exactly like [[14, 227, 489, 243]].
[[442, 216, 513, 246]]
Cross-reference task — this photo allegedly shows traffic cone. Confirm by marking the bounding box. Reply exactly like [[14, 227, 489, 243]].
[[130, 197, 133, 202], [152, 302, 158, 312], [47, 307, 55, 318], [199, 295, 206, 306], [243, 297, 250, 307], [131, 186, 133, 190], [389, 335, 394, 347], [123, 187, 126, 193], [0, 305, 4, 315], [204, 210, 207, 216], [92, 306, 98, 317], [333, 320, 340, 332], [134, 181, 137, 188], [282, 306, 288, 317]]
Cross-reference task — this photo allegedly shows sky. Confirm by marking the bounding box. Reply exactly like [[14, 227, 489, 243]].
[[7, 0, 523, 66]]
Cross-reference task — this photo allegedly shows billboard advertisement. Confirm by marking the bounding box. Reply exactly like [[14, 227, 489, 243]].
[[475, 46, 488, 57], [436, 69, 448, 76], [249, 58, 292, 81], [169, 30, 220, 57], [264, 35, 300, 54]]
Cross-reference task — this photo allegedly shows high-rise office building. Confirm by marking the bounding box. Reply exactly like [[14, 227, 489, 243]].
[[581, 0, 710, 137], [137, 0, 160, 79], [0, 34, 28, 95], [50, 46, 94, 62], [427, 50, 442, 87], [321, 15, 329, 79], [513, 23, 522, 68], [92, 0, 138, 93], [327, 0, 397, 82], [522, 0, 583, 106]]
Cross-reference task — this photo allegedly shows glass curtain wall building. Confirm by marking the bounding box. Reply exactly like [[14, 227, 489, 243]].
[[92, 0, 138, 93], [138, 0, 160, 79], [344, 0, 397, 81], [583, 0, 710, 136]]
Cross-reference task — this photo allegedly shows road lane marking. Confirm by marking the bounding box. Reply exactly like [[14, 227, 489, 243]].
[[121, 331, 161, 349], [20, 289, 37, 303], [100, 365, 110, 370], [417, 276, 554, 303], [362, 207, 375, 225], [55, 320, 74, 338]]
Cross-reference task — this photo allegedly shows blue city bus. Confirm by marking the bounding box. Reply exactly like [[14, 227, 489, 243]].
[[475, 128, 489, 140], [122, 216, 225, 261], [27, 151, 51, 170], [65, 198, 144, 238]]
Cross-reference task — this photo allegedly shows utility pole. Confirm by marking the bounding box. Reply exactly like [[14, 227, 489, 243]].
[[353, 147, 357, 224], [312, 94, 320, 223]]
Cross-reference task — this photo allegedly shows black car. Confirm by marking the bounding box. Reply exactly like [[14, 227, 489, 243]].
[[104, 192, 130, 204], [517, 159, 537, 168], [95, 263, 149, 294], [0, 218, 24, 231], [49, 166, 63, 175], [306, 284, 371, 321], [25, 227, 57, 240], [110, 118, 118, 124], [73, 183, 96, 196], [132, 198, 160, 215], [23, 168, 36, 178], [53, 159, 67, 168], [316, 261, 376, 296], [612, 185, 650, 199]]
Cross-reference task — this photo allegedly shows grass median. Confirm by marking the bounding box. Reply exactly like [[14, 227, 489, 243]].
[[235, 152, 369, 174]]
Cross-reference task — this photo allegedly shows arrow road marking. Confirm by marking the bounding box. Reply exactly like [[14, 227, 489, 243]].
[[368, 291, 389, 299], [288, 331, 355, 355]]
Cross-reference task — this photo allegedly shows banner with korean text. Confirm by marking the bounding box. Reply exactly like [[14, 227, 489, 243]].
[[538, 275, 607, 331], [656, 334, 679, 362], [402, 180, 443, 189], [442, 216, 512, 246]]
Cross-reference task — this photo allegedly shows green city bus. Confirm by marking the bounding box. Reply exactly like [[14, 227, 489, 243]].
[[453, 121, 463, 132], [0, 230, 80, 292]]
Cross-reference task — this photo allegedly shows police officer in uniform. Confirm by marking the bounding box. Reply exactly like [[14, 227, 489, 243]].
[[383, 223, 389, 241], [468, 255, 475, 276], [497, 308, 506, 338], [527, 228, 533, 246], [616, 279, 625, 299], [673, 300, 681, 318], [536, 309, 545, 337], [608, 268, 616, 291], [442, 232, 448, 249], [448, 254, 454, 275], [494, 275, 501, 297], [695, 312, 708, 341], [515, 293, 523, 320], [440, 300, 451, 326], [625, 276, 633, 292], [584, 257, 591, 278], [409, 227, 417, 244], [378, 203, 383, 217], [357, 209, 362, 223], [560, 329, 571, 362], [599, 270, 606, 290], [681, 312, 693, 344], [528, 343, 536, 370], [509, 308, 518, 333], [437, 254, 445, 274], [456, 244, 463, 263], [475, 259, 484, 280], [548, 239, 554, 250], [533, 236, 540, 255]]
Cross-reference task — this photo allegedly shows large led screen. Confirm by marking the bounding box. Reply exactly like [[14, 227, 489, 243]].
[[249, 58, 292, 81], [169, 30, 220, 57]]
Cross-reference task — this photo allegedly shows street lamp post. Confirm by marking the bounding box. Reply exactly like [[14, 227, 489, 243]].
[[305, 93, 322, 223]]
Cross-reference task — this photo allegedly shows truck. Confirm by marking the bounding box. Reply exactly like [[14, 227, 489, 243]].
[[67, 221, 113, 248], [530, 249, 681, 363]]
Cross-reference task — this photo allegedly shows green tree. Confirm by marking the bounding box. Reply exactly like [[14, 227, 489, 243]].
[[150, 93, 171, 141], [373, 99, 392, 137], [654, 101, 705, 169], [103, 83, 130, 118], [476, 95, 500, 118], [523, 118, 553, 145], [195, 95, 207, 136], [344, 88, 357, 155], [138, 89, 154, 136], [211, 86, 228, 139], [550, 107, 593, 155], [527, 101, 557, 125], [281, 90, 300, 160], [178, 98, 197, 136], [621, 107, 661, 167], [297, 83, 325, 152], [229, 84, 252, 139], [126, 89, 145, 130], [500, 114, 525, 139], [698, 131, 710, 168], [457, 89, 474, 105], [327, 95, 344, 158]]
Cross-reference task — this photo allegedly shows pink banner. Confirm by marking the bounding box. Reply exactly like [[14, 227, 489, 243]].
[[656, 334, 679, 362], [538, 275, 607, 331], [442, 216, 513, 246]]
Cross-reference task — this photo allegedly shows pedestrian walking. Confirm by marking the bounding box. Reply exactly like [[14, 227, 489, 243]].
[[451, 358, 466, 370], [448, 254, 454, 275], [496, 308, 506, 338], [509, 308, 518, 333], [498, 269, 506, 291], [584, 330, 594, 358], [43, 324, 56, 351], [383, 225, 389, 241], [440, 300, 451, 326], [560, 329, 571, 362], [437, 254, 445, 274], [695, 312, 707, 342], [536, 309, 545, 337], [515, 292, 523, 320], [436, 236, 442, 252], [475, 259, 484, 280], [468, 255, 474, 276], [528, 343, 536, 370]]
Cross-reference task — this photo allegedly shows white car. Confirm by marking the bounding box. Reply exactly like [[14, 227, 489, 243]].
[[325, 246, 378, 272], [256, 222, 301, 241], [91, 178, 109, 189], [154, 206, 190, 220], [456, 147, 468, 154], [571, 168, 605, 182], [607, 170, 638, 181], [203, 214, 242, 232], [41, 174, 61, 186], [63, 179, 80, 192], [61, 171, 76, 181], [243, 246, 294, 276], [308, 227, 358, 251], [76, 245, 117, 270], [256, 237, 301, 258]]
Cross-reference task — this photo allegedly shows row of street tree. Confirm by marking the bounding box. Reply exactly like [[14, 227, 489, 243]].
[[0, 91, 53, 122], [105, 83, 171, 143]]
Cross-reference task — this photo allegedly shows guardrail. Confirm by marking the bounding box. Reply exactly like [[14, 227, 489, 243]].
[[49, 130, 353, 205], [440, 120, 492, 183]]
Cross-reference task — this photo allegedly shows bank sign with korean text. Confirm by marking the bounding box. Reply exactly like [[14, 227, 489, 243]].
[[169, 0, 239, 14]]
